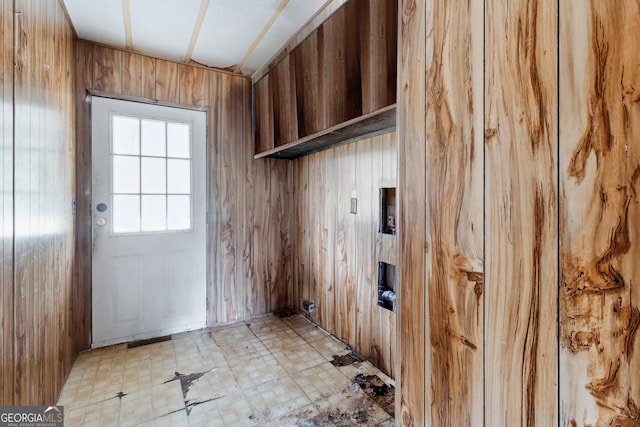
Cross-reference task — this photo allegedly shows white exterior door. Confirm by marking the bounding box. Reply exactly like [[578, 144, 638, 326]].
[[91, 96, 207, 347]]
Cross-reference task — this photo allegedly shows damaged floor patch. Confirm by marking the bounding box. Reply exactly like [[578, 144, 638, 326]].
[[330, 352, 364, 367], [297, 388, 393, 426], [352, 374, 395, 417], [165, 371, 207, 398]]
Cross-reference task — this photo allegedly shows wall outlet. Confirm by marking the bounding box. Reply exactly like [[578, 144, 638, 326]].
[[302, 300, 315, 313], [350, 197, 357, 214]]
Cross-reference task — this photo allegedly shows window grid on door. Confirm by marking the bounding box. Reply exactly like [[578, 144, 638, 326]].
[[110, 114, 193, 234]]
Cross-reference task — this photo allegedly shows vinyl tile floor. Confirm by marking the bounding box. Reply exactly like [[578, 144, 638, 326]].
[[58, 314, 395, 426]]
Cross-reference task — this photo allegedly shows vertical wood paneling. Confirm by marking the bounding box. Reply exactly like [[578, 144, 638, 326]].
[[485, 0, 558, 424], [323, 0, 362, 128], [369, 136, 384, 369], [269, 158, 292, 311], [321, 149, 336, 334], [93, 45, 122, 93], [335, 143, 357, 347], [422, 0, 485, 424], [293, 155, 310, 314], [179, 64, 207, 107], [154, 60, 179, 103], [293, 33, 323, 138], [210, 72, 242, 322], [397, 0, 426, 423], [229, 75, 247, 321], [360, 0, 397, 114], [73, 41, 94, 352], [355, 138, 374, 357], [122, 52, 143, 98], [254, 75, 273, 153], [0, 0, 15, 406], [141, 56, 156, 100], [307, 152, 324, 325], [292, 133, 397, 376], [207, 72, 225, 322], [270, 56, 298, 147], [11, 0, 76, 404], [560, 2, 640, 425], [378, 132, 397, 376], [248, 160, 269, 318]]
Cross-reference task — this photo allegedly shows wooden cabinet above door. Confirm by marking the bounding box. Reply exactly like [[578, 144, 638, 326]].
[[253, 0, 397, 160]]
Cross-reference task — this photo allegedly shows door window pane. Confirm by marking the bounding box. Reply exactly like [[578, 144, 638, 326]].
[[141, 157, 166, 194], [113, 116, 140, 155], [141, 195, 167, 231], [113, 195, 140, 233], [141, 119, 166, 157], [168, 195, 190, 230], [111, 116, 192, 234], [167, 123, 190, 158], [113, 155, 140, 193], [167, 159, 190, 194]]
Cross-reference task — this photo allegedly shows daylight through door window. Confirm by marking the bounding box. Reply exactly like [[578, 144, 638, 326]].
[[110, 114, 192, 234]]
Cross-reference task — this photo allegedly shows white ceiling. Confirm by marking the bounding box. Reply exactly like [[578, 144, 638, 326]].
[[62, 0, 329, 76]]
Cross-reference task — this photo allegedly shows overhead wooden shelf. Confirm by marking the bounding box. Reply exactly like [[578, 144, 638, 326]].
[[253, 0, 398, 160], [254, 104, 396, 160]]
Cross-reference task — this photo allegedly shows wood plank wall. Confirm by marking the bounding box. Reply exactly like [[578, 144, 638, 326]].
[[74, 42, 292, 345], [485, 0, 559, 424], [0, 0, 15, 406], [397, 0, 639, 425], [397, 0, 485, 423], [292, 132, 397, 377], [0, 0, 77, 405], [560, 2, 640, 426], [397, 0, 426, 422]]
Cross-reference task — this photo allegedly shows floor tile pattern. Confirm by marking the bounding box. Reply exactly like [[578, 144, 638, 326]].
[[58, 314, 394, 426]]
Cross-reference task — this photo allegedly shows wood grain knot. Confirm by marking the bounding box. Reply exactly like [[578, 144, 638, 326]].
[[465, 271, 483, 297], [402, 408, 413, 426], [484, 128, 497, 139], [608, 415, 640, 427], [568, 330, 596, 352], [586, 359, 621, 399], [445, 326, 478, 350]]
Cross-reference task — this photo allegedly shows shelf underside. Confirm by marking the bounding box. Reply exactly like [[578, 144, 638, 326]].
[[255, 104, 396, 160]]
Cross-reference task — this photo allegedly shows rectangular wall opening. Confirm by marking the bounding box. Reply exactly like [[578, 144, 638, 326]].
[[379, 188, 396, 235], [378, 262, 396, 312]]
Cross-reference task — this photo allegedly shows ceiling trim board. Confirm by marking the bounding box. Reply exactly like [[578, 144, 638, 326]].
[[122, 0, 133, 49], [184, 0, 210, 63], [88, 89, 209, 112], [76, 39, 251, 79], [233, 0, 290, 74], [250, 0, 345, 81]]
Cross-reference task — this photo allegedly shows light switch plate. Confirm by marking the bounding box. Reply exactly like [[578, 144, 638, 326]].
[[350, 197, 357, 214]]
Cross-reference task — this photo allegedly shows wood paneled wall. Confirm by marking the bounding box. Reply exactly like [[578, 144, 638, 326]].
[[398, 0, 639, 425], [74, 41, 291, 345], [0, 0, 15, 406], [292, 132, 397, 377], [397, 0, 485, 423], [560, 3, 640, 426], [0, 0, 77, 405], [485, 0, 558, 424], [396, 0, 426, 422]]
